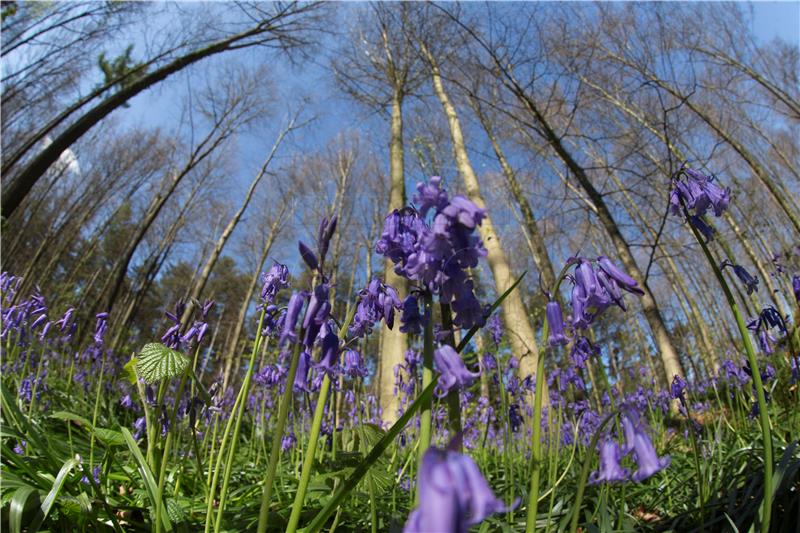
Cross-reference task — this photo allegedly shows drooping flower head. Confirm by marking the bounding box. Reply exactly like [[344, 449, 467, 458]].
[[433, 344, 480, 398], [260, 262, 289, 304], [621, 415, 670, 482], [721, 260, 759, 295], [568, 257, 643, 330], [793, 275, 800, 305], [747, 306, 787, 354], [589, 440, 630, 484], [403, 439, 513, 533], [670, 165, 730, 218], [376, 177, 488, 329], [350, 278, 401, 338], [546, 300, 569, 347]]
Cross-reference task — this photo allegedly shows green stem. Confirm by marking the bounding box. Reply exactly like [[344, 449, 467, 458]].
[[687, 211, 773, 532], [417, 293, 434, 484], [213, 318, 268, 533], [256, 337, 304, 533], [568, 414, 615, 533], [286, 374, 332, 532], [525, 326, 547, 533]]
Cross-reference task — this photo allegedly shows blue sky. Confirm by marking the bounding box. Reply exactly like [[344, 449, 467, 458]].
[[751, 1, 799, 43]]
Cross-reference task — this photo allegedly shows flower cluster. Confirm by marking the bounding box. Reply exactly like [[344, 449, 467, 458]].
[[669, 165, 730, 219], [747, 306, 787, 355], [589, 414, 670, 484], [350, 278, 401, 338], [545, 256, 644, 347], [376, 177, 488, 329]]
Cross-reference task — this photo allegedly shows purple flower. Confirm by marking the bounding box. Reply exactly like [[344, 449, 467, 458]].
[[317, 216, 337, 266], [597, 256, 644, 296], [279, 291, 307, 347], [589, 440, 630, 484], [120, 394, 136, 410], [293, 351, 312, 392], [376, 178, 488, 329], [400, 295, 426, 334], [302, 283, 330, 347], [316, 323, 340, 376], [298, 241, 319, 271], [13, 440, 26, 455], [721, 260, 759, 295], [260, 262, 289, 303], [487, 313, 503, 346], [570, 337, 596, 368], [688, 215, 716, 242], [569, 257, 642, 330], [793, 275, 800, 305], [546, 300, 569, 346], [403, 441, 512, 533], [671, 375, 688, 412], [281, 431, 297, 451], [342, 349, 368, 378], [747, 307, 787, 354], [622, 416, 670, 482], [350, 279, 401, 338], [433, 345, 480, 398], [670, 166, 730, 218], [414, 176, 449, 216]]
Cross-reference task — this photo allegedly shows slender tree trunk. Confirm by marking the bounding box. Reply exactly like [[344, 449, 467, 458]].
[[379, 89, 409, 425], [181, 121, 294, 324], [425, 48, 547, 403], [471, 99, 557, 290], [499, 68, 686, 386], [1, 7, 317, 216]]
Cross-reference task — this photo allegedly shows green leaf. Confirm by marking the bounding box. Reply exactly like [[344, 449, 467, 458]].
[[50, 411, 92, 427], [10, 486, 38, 533], [136, 343, 189, 384], [93, 427, 126, 447], [120, 427, 172, 531], [28, 455, 81, 532], [123, 356, 139, 384]]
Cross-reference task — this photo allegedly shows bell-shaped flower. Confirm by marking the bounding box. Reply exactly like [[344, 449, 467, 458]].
[[622, 416, 670, 482], [589, 440, 630, 484], [433, 345, 480, 398], [546, 300, 569, 346], [403, 442, 512, 533]]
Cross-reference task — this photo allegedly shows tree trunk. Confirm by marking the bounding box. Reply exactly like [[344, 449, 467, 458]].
[[378, 89, 409, 425], [471, 99, 557, 291], [498, 66, 686, 386], [1, 6, 317, 217], [425, 48, 547, 402]]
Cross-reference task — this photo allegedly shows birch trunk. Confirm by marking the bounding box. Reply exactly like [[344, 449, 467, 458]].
[[378, 89, 409, 424], [425, 49, 547, 403]]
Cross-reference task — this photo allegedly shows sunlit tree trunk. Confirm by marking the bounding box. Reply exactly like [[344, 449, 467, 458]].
[[424, 47, 547, 403], [471, 99, 557, 291], [378, 88, 409, 425]]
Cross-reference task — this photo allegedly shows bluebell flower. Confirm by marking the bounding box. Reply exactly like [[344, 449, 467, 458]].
[[403, 440, 513, 533], [546, 300, 569, 346], [589, 440, 629, 484], [433, 345, 480, 398], [621, 415, 670, 482], [670, 165, 730, 218], [260, 262, 289, 303], [721, 260, 759, 294]]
